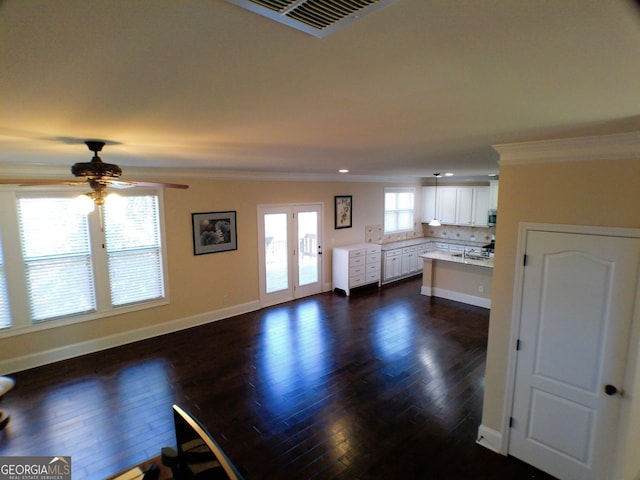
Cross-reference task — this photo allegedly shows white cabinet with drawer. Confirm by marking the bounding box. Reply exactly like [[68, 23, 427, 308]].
[[435, 242, 450, 252], [333, 243, 381, 296], [383, 249, 403, 281], [382, 240, 430, 284], [401, 245, 419, 275]]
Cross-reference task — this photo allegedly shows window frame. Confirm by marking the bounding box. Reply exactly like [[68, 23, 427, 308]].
[[383, 187, 416, 235], [0, 187, 170, 338], [0, 233, 11, 329]]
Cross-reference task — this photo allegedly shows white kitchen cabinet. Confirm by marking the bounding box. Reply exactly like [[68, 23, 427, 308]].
[[415, 242, 430, 274], [333, 243, 381, 296], [422, 185, 491, 226], [456, 187, 474, 226], [449, 244, 465, 254], [383, 249, 402, 281], [438, 187, 457, 225], [489, 180, 499, 211], [382, 240, 430, 283], [401, 245, 419, 275], [421, 186, 436, 223], [472, 187, 490, 227]]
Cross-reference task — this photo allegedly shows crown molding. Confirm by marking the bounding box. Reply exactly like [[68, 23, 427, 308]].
[[494, 131, 640, 165], [0, 163, 420, 185]]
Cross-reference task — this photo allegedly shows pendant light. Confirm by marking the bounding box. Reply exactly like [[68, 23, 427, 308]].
[[428, 173, 442, 226]]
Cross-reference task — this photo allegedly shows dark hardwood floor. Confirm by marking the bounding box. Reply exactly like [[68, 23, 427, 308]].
[[0, 277, 556, 479]]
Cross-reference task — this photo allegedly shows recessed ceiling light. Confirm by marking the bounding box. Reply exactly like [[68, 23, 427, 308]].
[[444, 172, 454, 176], [339, 169, 349, 173]]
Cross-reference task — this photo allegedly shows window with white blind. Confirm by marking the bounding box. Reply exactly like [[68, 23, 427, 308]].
[[18, 197, 96, 322], [103, 195, 164, 306], [384, 187, 415, 234], [0, 189, 168, 333], [0, 234, 11, 329]]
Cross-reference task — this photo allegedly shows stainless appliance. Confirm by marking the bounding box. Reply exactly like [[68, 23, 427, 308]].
[[488, 209, 497, 226]]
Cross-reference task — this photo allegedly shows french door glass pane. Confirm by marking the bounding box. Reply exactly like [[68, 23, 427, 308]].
[[265, 213, 288, 293], [297, 211, 318, 286]]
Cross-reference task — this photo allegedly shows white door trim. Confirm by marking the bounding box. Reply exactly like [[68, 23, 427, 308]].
[[257, 202, 324, 308], [499, 222, 640, 458]]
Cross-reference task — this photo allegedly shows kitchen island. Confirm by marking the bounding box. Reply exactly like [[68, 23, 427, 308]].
[[420, 250, 493, 308]]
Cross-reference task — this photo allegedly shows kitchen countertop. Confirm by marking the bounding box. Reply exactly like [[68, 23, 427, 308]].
[[380, 237, 491, 251], [380, 238, 431, 250], [420, 251, 494, 269]]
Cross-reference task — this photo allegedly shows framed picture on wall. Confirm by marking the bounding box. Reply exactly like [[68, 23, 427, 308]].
[[334, 195, 352, 229], [192, 211, 237, 255]]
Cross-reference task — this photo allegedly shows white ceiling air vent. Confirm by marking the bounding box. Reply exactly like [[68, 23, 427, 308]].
[[225, 0, 399, 38]]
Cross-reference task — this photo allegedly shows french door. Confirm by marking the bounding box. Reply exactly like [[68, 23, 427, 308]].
[[258, 204, 323, 307]]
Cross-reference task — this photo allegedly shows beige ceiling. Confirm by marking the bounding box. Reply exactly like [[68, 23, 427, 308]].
[[1, 0, 639, 183]]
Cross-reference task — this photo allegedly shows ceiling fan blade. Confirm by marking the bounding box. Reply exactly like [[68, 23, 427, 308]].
[[126, 180, 189, 189], [103, 180, 136, 189], [0, 179, 89, 187]]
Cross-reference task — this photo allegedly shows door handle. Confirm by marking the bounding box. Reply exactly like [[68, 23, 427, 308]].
[[604, 384, 623, 396]]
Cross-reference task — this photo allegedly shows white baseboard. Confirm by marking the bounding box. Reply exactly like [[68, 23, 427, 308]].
[[420, 285, 432, 296], [432, 287, 491, 309], [0, 300, 261, 375], [476, 424, 504, 454]]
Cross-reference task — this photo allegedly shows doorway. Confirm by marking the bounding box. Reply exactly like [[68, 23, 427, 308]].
[[258, 204, 323, 307], [507, 224, 640, 480]]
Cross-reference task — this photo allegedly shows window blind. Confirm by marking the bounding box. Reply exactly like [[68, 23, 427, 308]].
[[17, 197, 96, 322], [0, 234, 11, 329], [103, 195, 164, 306], [384, 188, 415, 234]]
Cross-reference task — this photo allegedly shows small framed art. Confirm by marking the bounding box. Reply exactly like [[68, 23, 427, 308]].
[[192, 211, 237, 255], [334, 195, 352, 229]]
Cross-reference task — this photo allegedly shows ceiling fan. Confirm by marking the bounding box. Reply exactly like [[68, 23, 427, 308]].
[[3, 140, 188, 206]]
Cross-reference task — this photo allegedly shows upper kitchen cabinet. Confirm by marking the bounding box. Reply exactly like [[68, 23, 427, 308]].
[[472, 187, 490, 227], [422, 186, 455, 224], [455, 187, 474, 225], [422, 186, 437, 223], [422, 186, 490, 226], [439, 187, 458, 225], [489, 180, 499, 211]]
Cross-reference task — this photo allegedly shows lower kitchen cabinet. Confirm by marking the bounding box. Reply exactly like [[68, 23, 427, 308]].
[[382, 241, 430, 284], [333, 243, 381, 296], [384, 249, 402, 281], [401, 245, 419, 275]]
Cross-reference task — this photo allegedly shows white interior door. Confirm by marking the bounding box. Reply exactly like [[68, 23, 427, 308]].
[[258, 204, 323, 307], [509, 230, 640, 480]]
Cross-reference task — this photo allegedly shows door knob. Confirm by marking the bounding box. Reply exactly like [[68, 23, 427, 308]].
[[604, 384, 621, 396]]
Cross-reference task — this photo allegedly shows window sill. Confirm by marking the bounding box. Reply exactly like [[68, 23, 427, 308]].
[[0, 297, 170, 339]]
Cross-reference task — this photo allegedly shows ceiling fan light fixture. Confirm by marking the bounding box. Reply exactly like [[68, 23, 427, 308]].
[[85, 180, 109, 206], [73, 193, 96, 214], [76, 189, 123, 214]]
